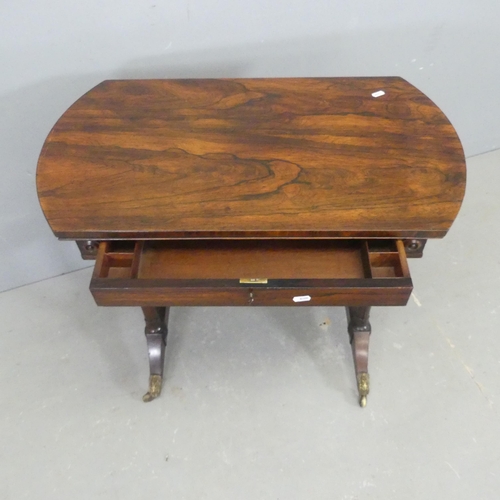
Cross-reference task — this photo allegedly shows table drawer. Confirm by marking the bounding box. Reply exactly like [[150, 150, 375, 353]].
[[90, 240, 412, 307]]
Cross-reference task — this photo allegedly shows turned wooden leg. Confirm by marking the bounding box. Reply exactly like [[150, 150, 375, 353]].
[[346, 306, 371, 408], [142, 306, 169, 402]]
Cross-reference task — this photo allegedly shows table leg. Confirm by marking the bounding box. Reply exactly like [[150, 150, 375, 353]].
[[346, 306, 371, 407], [142, 306, 169, 402]]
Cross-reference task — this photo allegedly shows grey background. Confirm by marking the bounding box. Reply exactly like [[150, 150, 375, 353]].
[[2, 0, 499, 292]]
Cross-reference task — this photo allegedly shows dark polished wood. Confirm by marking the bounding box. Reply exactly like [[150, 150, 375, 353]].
[[35, 77, 466, 406], [347, 306, 372, 407], [142, 306, 169, 402], [75, 240, 99, 260], [37, 77, 465, 240], [403, 239, 427, 258]]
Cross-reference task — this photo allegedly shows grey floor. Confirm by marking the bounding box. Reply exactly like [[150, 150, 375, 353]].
[[1, 150, 500, 499]]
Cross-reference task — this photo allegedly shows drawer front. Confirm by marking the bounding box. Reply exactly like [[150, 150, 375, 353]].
[[90, 240, 412, 307], [250, 282, 411, 307], [91, 281, 251, 307]]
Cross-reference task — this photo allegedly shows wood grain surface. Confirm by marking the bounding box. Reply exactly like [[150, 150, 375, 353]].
[[90, 278, 413, 307], [36, 77, 466, 239], [138, 240, 366, 279]]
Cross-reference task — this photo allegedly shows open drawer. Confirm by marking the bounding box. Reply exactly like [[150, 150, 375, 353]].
[[90, 239, 413, 307]]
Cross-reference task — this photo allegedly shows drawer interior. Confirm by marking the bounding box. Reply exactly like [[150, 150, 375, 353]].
[[366, 240, 407, 278], [94, 239, 410, 281]]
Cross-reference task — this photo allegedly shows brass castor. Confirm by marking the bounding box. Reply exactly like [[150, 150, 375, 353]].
[[357, 372, 370, 407], [143, 374, 163, 402]]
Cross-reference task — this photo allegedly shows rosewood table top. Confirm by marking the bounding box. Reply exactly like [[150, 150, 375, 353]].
[[36, 77, 465, 241]]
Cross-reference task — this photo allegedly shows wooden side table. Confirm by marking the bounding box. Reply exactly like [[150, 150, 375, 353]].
[[36, 77, 466, 406]]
